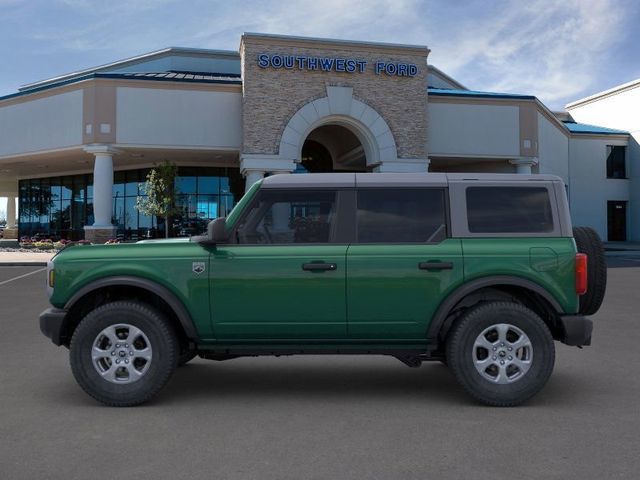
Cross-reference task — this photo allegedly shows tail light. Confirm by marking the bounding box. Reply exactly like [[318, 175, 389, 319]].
[[575, 253, 588, 295]]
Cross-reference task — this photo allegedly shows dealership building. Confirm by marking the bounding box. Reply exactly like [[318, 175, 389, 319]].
[[0, 33, 636, 242]]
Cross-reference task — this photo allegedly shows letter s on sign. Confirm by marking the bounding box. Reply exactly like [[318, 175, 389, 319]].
[[258, 54, 269, 68]]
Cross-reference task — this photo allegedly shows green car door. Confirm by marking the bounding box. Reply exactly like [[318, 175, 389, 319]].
[[210, 188, 350, 340], [346, 187, 464, 340]]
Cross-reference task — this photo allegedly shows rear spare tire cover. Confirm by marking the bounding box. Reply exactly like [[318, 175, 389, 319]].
[[573, 226, 607, 315]]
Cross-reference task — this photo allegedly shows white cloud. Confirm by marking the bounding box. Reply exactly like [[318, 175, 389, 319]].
[[428, 0, 629, 107], [4, 0, 635, 109]]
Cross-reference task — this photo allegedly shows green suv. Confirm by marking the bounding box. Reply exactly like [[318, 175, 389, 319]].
[[40, 173, 606, 407]]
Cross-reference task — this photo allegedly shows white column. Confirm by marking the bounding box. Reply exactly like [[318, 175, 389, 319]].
[[93, 153, 114, 226], [83, 145, 119, 242], [269, 171, 291, 233], [6, 195, 16, 229], [243, 169, 265, 190], [240, 154, 296, 192], [510, 157, 539, 174]]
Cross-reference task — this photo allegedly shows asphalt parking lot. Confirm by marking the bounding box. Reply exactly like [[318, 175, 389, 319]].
[[1, 259, 640, 479]]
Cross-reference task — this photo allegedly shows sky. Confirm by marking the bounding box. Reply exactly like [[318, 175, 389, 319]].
[[0, 0, 639, 218]]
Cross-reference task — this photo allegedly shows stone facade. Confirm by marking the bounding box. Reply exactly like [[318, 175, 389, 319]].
[[240, 34, 429, 161]]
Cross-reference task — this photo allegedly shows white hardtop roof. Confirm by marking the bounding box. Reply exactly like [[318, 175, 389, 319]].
[[261, 172, 562, 188]]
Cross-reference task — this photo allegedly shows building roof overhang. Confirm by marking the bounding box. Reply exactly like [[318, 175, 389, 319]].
[[562, 121, 629, 135], [427, 66, 468, 90], [428, 88, 630, 140], [19, 47, 240, 93], [0, 72, 242, 104], [566, 78, 640, 110]]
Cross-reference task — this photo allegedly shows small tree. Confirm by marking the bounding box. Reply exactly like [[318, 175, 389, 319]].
[[136, 161, 179, 238]]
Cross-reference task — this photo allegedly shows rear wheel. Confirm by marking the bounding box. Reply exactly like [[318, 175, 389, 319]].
[[70, 301, 178, 407], [573, 226, 607, 315], [446, 301, 555, 406]]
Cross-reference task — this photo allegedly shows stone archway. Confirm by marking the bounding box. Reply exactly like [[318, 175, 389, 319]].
[[278, 86, 398, 169]]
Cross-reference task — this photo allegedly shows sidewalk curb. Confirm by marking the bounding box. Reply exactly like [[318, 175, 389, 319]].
[[0, 262, 48, 267]]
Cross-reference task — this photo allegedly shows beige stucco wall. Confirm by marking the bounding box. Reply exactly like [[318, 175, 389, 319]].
[[116, 87, 242, 148], [427, 102, 520, 157], [537, 112, 569, 182], [240, 35, 429, 160], [0, 90, 83, 157]]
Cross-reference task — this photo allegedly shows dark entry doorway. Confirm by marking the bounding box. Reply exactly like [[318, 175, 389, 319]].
[[607, 201, 627, 241], [300, 124, 367, 173]]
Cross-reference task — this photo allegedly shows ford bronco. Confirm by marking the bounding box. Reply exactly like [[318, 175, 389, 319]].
[[40, 173, 606, 406]]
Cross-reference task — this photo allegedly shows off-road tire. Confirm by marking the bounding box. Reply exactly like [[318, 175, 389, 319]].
[[573, 226, 607, 315], [178, 349, 197, 367], [70, 301, 178, 407], [446, 302, 555, 407]]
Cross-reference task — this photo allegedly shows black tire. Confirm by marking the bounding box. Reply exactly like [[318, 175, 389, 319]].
[[70, 301, 178, 407], [178, 349, 197, 367], [573, 226, 607, 315], [446, 302, 555, 407]]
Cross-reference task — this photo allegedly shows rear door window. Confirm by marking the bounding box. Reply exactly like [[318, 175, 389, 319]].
[[356, 188, 447, 243]]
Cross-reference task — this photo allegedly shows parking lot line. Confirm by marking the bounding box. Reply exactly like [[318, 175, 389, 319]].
[[0, 267, 46, 287]]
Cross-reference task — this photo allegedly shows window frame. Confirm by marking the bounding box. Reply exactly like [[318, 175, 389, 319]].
[[353, 187, 450, 245], [448, 182, 562, 238], [606, 145, 627, 180], [226, 187, 354, 246]]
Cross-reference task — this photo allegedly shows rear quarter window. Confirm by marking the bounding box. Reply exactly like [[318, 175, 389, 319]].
[[466, 186, 553, 233]]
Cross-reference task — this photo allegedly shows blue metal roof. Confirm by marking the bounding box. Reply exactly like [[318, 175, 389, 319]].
[[562, 121, 628, 135], [428, 87, 535, 100], [107, 71, 241, 82], [0, 72, 242, 102]]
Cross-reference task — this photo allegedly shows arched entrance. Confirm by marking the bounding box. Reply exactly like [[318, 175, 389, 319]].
[[277, 86, 400, 173], [300, 124, 367, 173]]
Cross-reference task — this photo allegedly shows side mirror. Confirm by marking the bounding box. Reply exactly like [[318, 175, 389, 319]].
[[191, 217, 228, 245], [208, 217, 229, 244]]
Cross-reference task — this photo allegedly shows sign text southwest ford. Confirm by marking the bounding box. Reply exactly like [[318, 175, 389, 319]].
[[257, 53, 418, 77]]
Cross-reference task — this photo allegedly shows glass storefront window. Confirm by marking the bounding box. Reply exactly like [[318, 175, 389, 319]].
[[113, 171, 126, 198], [125, 171, 140, 197], [113, 196, 125, 230], [198, 176, 218, 195], [196, 195, 218, 220], [176, 176, 197, 194], [61, 177, 73, 201], [18, 166, 242, 240]]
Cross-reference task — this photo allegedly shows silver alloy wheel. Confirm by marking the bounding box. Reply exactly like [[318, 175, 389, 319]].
[[91, 324, 153, 384], [472, 323, 533, 384]]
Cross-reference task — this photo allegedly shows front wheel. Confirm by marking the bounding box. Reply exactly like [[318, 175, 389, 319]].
[[70, 301, 179, 407], [446, 302, 555, 406]]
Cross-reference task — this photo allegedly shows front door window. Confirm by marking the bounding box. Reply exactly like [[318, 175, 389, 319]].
[[235, 190, 338, 244]]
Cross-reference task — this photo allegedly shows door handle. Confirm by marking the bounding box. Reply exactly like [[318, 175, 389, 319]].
[[302, 262, 337, 272], [418, 261, 453, 271]]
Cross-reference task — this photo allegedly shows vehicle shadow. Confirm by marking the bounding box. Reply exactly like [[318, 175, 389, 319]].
[[45, 357, 587, 408], [158, 358, 581, 407], [162, 358, 468, 404]]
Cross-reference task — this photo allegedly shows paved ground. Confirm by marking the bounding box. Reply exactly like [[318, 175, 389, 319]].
[[0, 250, 55, 266], [1, 261, 639, 480]]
